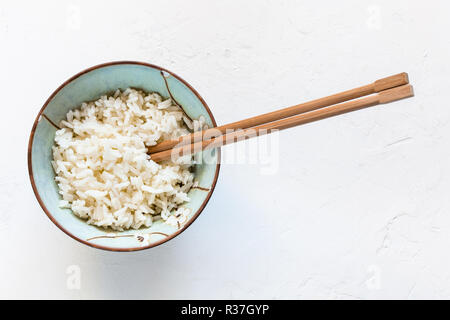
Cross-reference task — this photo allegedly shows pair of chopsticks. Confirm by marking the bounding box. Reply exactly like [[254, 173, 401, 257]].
[[149, 73, 413, 162]]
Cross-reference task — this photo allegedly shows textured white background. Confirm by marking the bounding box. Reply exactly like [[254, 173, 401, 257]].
[[1, 0, 449, 299]]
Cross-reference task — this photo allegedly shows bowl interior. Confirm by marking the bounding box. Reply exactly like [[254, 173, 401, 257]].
[[29, 62, 220, 251]]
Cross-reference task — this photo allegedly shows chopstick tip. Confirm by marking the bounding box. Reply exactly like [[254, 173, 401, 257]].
[[400, 72, 409, 84], [374, 72, 410, 92], [379, 84, 414, 104]]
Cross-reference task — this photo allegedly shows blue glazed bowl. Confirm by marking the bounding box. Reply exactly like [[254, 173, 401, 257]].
[[28, 61, 220, 251]]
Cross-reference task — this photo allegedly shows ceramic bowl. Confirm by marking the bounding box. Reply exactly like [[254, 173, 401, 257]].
[[28, 61, 220, 251]]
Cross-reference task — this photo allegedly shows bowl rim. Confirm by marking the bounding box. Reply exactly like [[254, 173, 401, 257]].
[[27, 60, 221, 252]]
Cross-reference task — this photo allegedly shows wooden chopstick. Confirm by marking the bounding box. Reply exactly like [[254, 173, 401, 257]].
[[148, 73, 409, 154], [150, 84, 414, 162]]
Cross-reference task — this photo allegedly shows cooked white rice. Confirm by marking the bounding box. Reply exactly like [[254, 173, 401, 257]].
[[52, 88, 206, 231]]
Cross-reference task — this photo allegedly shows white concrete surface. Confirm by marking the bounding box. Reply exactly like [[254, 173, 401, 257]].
[[1, 0, 449, 299]]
